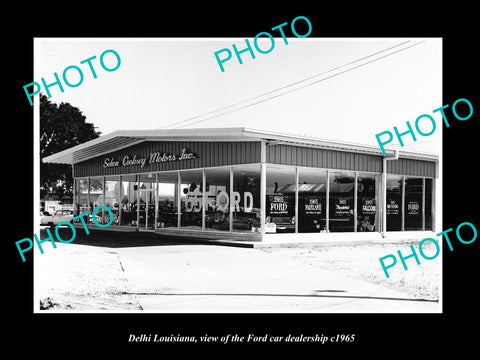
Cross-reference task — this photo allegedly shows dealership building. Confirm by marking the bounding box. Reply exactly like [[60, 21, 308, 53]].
[[42, 127, 439, 243]]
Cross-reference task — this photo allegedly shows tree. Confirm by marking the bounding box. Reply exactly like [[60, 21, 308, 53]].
[[40, 94, 100, 203]]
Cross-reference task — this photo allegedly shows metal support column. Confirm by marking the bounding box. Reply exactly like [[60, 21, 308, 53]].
[[229, 166, 233, 232], [260, 163, 266, 236], [294, 166, 299, 234]]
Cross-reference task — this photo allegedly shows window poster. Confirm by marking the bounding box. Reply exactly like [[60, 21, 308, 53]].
[[361, 198, 376, 215], [334, 197, 351, 217], [407, 200, 420, 215], [267, 195, 294, 216], [304, 196, 323, 215], [386, 199, 400, 215]]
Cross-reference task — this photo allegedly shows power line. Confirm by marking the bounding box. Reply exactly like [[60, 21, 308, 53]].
[[160, 40, 424, 129], [159, 41, 412, 130], [178, 41, 425, 129]]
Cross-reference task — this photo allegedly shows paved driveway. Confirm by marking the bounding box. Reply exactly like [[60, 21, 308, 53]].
[[115, 244, 440, 313]]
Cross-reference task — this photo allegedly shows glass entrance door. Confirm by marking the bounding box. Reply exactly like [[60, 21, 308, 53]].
[[138, 174, 157, 230], [138, 188, 157, 230]]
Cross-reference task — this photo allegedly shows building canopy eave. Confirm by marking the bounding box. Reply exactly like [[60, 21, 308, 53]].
[[42, 127, 439, 165]]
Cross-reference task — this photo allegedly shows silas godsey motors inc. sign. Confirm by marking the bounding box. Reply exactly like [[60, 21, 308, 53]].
[[103, 148, 196, 168]]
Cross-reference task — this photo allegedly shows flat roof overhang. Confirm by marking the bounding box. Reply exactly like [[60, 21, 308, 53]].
[[42, 127, 439, 165]]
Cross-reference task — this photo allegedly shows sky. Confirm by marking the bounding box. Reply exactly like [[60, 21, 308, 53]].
[[35, 37, 442, 155]]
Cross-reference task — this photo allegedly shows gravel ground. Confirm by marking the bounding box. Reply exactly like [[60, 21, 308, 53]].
[[260, 240, 441, 301], [34, 228, 194, 311], [35, 243, 143, 311]]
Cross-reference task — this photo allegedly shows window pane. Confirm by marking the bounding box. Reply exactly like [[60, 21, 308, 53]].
[[425, 178, 433, 231], [105, 176, 121, 226], [266, 166, 296, 233], [233, 165, 261, 232], [121, 174, 138, 226], [205, 168, 230, 231], [75, 179, 89, 220], [386, 175, 403, 231], [157, 172, 178, 228], [74, 179, 79, 217], [357, 174, 378, 232], [298, 168, 327, 233], [405, 177, 423, 230], [89, 177, 104, 224], [329, 171, 355, 232], [180, 170, 203, 229]]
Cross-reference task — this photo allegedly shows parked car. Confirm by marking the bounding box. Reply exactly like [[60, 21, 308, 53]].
[[50, 209, 74, 226], [40, 211, 54, 226], [88, 213, 103, 224]]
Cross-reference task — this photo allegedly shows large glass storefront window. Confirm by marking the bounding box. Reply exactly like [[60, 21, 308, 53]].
[[157, 171, 178, 228], [139, 173, 157, 230], [329, 171, 355, 232], [233, 165, 261, 232], [73, 167, 434, 234], [105, 176, 121, 226], [357, 174, 378, 232], [180, 170, 203, 229], [386, 175, 403, 231], [405, 177, 423, 230], [121, 174, 138, 226], [298, 168, 327, 233], [266, 166, 296, 233], [205, 168, 230, 231]]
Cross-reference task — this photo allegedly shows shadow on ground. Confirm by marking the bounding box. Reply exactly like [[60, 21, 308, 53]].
[[122, 291, 439, 303], [40, 227, 205, 248]]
